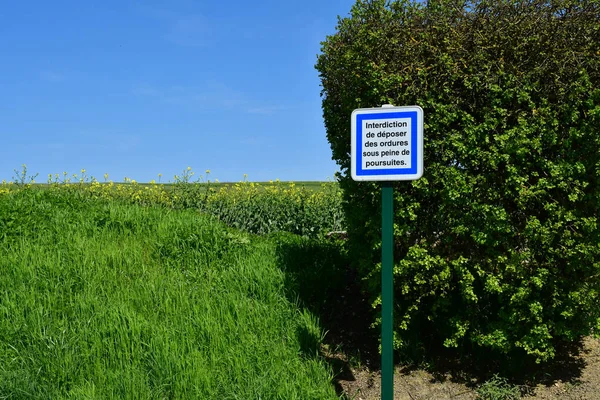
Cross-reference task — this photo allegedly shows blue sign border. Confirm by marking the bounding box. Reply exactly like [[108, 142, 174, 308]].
[[355, 111, 419, 176]]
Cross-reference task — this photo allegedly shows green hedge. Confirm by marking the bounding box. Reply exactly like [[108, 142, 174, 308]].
[[316, 0, 600, 362]]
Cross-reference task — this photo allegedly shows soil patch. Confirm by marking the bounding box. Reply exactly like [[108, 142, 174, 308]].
[[328, 336, 600, 400]]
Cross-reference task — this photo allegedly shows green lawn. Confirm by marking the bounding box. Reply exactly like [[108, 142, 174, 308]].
[[0, 189, 338, 399]]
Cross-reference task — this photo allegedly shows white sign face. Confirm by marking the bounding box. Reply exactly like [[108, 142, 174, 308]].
[[351, 106, 424, 181]]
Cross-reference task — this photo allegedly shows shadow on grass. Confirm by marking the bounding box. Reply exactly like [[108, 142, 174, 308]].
[[272, 232, 590, 397], [271, 232, 379, 396]]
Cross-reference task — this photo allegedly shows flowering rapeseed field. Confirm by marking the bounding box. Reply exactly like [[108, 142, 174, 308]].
[[1, 166, 345, 237]]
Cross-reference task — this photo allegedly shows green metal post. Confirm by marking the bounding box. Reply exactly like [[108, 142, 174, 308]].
[[381, 182, 394, 399]]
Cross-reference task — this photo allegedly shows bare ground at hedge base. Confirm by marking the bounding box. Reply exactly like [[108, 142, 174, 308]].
[[333, 336, 600, 400]]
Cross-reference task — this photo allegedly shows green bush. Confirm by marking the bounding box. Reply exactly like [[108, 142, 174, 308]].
[[316, 0, 600, 362]]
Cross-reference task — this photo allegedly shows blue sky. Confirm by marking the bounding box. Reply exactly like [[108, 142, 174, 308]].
[[0, 0, 355, 183]]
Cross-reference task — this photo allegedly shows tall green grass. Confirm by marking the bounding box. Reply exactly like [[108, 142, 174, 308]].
[[0, 189, 338, 399]]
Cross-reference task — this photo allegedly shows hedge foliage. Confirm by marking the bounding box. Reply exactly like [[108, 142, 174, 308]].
[[316, 0, 600, 362]]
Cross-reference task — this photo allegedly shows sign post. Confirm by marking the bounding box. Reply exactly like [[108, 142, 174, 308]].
[[381, 180, 394, 400], [351, 105, 424, 400]]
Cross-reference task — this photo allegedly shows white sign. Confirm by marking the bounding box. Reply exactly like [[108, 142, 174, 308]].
[[351, 105, 424, 181]]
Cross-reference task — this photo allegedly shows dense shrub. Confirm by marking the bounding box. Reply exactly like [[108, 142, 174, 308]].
[[316, 0, 600, 362]]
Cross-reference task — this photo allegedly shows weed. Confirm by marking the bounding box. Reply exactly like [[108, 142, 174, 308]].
[[476, 375, 521, 400]]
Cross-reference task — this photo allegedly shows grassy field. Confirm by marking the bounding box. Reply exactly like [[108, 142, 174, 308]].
[[0, 188, 341, 399]]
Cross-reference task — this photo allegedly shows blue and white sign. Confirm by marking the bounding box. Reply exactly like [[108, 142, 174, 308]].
[[351, 105, 424, 181]]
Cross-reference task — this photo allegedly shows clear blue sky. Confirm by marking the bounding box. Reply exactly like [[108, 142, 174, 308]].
[[0, 0, 355, 183]]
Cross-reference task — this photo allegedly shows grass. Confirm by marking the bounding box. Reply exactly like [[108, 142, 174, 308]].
[[476, 375, 521, 400], [0, 188, 339, 399]]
